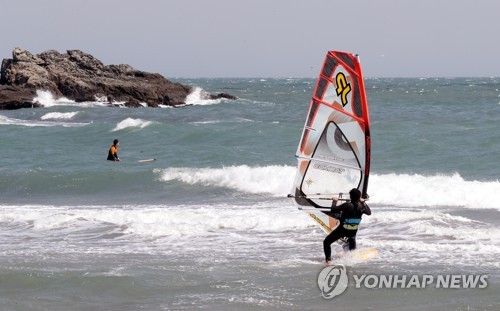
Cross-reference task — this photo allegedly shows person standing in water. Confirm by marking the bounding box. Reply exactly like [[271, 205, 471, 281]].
[[323, 188, 371, 264], [107, 139, 120, 161]]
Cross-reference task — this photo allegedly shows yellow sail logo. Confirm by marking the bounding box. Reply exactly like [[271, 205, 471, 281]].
[[335, 72, 351, 107]]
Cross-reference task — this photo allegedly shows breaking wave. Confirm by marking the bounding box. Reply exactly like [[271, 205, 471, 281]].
[[32, 90, 118, 107], [40, 111, 79, 120], [0, 203, 310, 240], [156, 165, 500, 210], [111, 118, 153, 131], [33, 90, 75, 107], [185, 87, 224, 106], [0, 115, 88, 127], [155, 165, 296, 197]]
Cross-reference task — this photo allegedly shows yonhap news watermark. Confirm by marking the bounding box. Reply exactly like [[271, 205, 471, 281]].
[[318, 265, 489, 299]]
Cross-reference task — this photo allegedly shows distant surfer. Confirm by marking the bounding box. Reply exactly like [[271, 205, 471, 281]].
[[107, 139, 120, 161], [323, 188, 371, 264]]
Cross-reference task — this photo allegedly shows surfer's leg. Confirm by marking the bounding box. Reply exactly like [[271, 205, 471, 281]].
[[346, 231, 357, 251], [347, 237, 356, 250], [323, 228, 343, 261]]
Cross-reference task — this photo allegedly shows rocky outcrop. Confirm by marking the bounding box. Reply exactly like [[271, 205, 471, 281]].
[[0, 85, 41, 110], [0, 48, 236, 110]]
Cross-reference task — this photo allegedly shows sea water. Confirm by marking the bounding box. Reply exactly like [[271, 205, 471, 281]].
[[0, 78, 499, 310]]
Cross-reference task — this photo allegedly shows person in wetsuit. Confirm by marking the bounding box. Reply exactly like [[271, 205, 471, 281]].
[[323, 188, 371, 263], [107, 139, 120, 161]]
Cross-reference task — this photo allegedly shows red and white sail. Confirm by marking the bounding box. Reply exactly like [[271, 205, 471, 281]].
[[291, 51, 371, 233]]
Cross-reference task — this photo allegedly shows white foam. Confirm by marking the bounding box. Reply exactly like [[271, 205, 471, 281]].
[[185, 87, 224, 106], [155, 165, 296, 196], [33, 90, 75, 107], [94, 95, 108, 102], [357, 207, 500, 267], [368, 239, 500, 268], [364, 209, 497, 241], [94, 95, 126, 106], [1, 203, 498, 267], [40, 111, 79, 120], [158, 165, 500, 210], [191, 118, 254, 125], [191, 120, 222, 125], [111, 118, 153, 132], [0, 115, 88, 127], [124, 205, 310, 237], [32, 90, 125, 108], [369, 173, 500, 209], [0, 204, 311, 238]]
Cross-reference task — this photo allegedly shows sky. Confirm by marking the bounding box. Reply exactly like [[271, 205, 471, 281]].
[[1, 0, 499, 78]]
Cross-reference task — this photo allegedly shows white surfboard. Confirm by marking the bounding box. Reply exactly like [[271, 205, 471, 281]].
[[138, 158, 156, 163]]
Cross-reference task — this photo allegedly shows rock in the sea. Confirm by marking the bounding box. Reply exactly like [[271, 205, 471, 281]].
[[210, 93, 238, 100], [0, 48, 236, 110], [123, 98, 143, 108], [0, 85, 42, 110]]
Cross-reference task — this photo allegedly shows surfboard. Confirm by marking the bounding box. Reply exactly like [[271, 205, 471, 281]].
[[289, 51, 371, 233], [353, 248, 378, 260], [335, 248, 378, 261], [138, 158, 156, 163]]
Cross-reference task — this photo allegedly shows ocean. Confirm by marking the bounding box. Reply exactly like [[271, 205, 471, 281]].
[[0, 77, 499, 310]]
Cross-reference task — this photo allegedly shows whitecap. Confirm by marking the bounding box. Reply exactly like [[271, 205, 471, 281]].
[[155, 165, 296, 197], [0, 114, 88, 127], [0, 203, 311, 238], [33, 90, 75, 107], [111, 117, 153, 132], [369, 173, 500, 210], [156, 165, 500, 210], [184, 87, 225, 106], [41, 111, 79, 120]]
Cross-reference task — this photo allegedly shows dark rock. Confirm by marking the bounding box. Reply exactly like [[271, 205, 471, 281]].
[[211, 92, 238, 100], [0, 85, 41, 110], [0, 48, 236, 110], [1, 100, 42, 110], [0, 59, 12, 84], [123, 98, 142, 108]]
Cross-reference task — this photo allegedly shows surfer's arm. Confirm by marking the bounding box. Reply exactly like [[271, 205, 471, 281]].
[[361, 202, 371, 215], [330, 198, 342, 213], [113, 147, 120, 161]]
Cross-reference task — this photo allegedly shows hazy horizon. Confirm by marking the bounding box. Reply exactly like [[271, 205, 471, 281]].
[[1, 0, 499, 78]]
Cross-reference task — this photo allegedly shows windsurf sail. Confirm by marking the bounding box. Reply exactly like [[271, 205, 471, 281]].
[[290, 51, 371, 233]]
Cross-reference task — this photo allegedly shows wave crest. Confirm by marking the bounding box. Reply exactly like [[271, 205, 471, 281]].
[[185, 87, 224, 106], [33, 90, 75, 107], [369, 173, 500, 209], [0, 204, 310, 238], [0, 114, 88, 127], [156, 165, 500, 209], [112, 118, 153, 132], [41, 112, 79, 120], [156, 165, 296, 196]]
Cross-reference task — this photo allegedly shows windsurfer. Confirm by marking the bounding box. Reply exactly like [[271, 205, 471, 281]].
[[323, 188, 371, 264]]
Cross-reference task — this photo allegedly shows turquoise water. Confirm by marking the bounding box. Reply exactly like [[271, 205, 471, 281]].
[[0, 78, 499, 310]]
